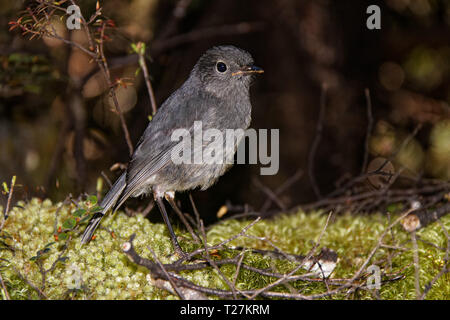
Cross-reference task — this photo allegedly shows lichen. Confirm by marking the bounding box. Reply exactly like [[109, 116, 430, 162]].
[[0, 198, 449, 299]]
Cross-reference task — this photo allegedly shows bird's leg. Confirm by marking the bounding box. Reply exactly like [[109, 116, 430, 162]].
[[154, 191, 186, 258], [164, 191, 200, 243]]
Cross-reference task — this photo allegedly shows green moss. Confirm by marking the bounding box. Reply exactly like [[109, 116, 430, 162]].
[[0, 198, 449, 299]]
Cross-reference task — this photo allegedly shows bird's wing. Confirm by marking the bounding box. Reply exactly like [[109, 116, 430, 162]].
[[113, 92, 222, 210]]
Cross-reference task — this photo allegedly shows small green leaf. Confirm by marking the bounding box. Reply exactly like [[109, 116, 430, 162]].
[[58, 232, 68, 241], [62, 217, 76, 229], [79, 215, 92, 224], [87, 195, 98, 206], [90, 206, 103, 213], [72, 209, 87, 217]]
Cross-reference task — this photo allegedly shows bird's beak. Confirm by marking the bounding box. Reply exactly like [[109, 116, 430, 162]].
[[232, 65, 264, 76]]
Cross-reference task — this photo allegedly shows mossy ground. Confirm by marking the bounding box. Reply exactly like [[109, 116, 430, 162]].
[[0, 198, 449, 300]]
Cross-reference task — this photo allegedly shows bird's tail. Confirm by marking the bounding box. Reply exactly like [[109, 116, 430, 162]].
[[81, 172, 126, 244]]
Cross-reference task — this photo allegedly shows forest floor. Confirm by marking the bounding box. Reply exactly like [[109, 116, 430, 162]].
[[0, 198, 449, 300]]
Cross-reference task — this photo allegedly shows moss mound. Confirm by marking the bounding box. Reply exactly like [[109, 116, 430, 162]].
[[0, 198, 449, 299]]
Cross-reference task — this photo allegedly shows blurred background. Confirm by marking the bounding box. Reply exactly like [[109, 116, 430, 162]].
[[0, 0, 449, 220]]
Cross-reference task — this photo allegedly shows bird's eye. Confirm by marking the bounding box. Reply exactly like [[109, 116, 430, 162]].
[[216, 62, 227, 73]]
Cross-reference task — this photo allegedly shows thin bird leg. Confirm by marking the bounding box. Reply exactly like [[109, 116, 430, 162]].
[[154, 193, 185, 257], [164, 192, 200, 243]]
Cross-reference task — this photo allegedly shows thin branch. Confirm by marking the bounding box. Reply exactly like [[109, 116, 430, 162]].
[[410, 231, 422, 299], [308, 84, 327, 199], [136, 43, 158, 115], [147, 245, 185, 300], [361, 88, 374, 174], [150, 22, 265, 56]]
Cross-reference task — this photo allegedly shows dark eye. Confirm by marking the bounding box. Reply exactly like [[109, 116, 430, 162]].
[[216, 62, 227, 73]]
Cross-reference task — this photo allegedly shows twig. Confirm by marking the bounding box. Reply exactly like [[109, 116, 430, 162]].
[[198, 220, 240, 299], [147, 245, 185, 299], [253, 178, 286, 211], [361, 88, 374, 174], [157, 0, 193, 39], [260, 169, 303, 213], [136, 43, 158, 115], [410, 231, 421, 299], [247, 211, 333, 299], [150, 22, 265, 56], [95, 20, 134, 156], [308, 84, 327, 199], [180, 217, 262, 264]]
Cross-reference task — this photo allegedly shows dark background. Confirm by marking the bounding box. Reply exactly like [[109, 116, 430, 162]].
[[1, 0, 449, 220]]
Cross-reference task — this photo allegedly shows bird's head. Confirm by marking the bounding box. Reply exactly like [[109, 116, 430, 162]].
[[192, 45, 263, 96]]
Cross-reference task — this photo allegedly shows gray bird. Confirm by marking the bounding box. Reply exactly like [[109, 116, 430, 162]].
[[81, 45, 263, 256]]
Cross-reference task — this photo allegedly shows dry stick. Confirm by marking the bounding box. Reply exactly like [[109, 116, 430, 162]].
[[122, 234, 355, 299], [297, 176, 449, 214], [100, 171, 113, 188], [166, 196, 200, 243], [325, 123, 423, 200], [137, 46, 158, 115], [147, 246, 185, 300], [248, 211, 333, 299], [361, 88, 374, 174], [133, 253, 319, 283], [96, 22, 134, 156], [243, 234, 295, 262], [198, 220, 240, 300], [410, 231, 422, 299], [180, 217, 262, 264], [157, 0, 193, 39], [188, 193, 201, 229], [253, 178, 286, 211], [308, 84, 327, 200], [260, 169, 303, 213], [151, 22, 265, 56], [232, 251, 246, 292], [403, 202, 450, 232]]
